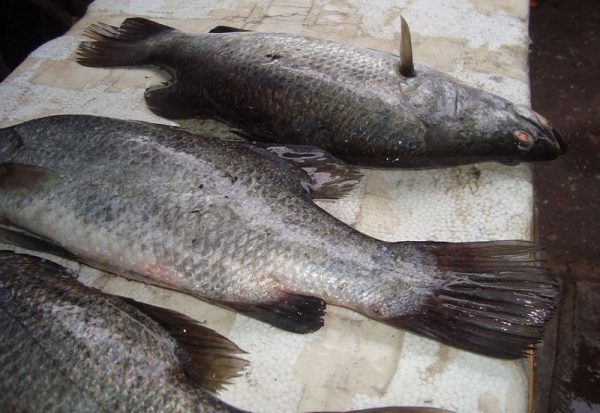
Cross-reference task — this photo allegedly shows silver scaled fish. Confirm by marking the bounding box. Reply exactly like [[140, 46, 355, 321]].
[[0, 115, 557, 358], [76, 17, 566, 168]]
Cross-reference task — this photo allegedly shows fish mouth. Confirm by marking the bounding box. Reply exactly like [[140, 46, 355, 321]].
[[533, 111, 567, 155]]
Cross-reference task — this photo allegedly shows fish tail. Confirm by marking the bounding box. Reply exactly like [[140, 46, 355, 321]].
[[382, 240, 559, 358], [76, 17, 175, 67]]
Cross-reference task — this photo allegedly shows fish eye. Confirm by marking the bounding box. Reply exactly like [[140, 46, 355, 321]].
[[514, 130, 534, 151]]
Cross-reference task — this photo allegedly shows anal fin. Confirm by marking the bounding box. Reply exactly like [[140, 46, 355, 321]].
[[124, 298, 248, 393], [225, 293, 326, 333]]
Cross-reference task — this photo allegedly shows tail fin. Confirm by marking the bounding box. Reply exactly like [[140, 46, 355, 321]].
[[386, 241, 558, 359], [76, 17, 174, 67]]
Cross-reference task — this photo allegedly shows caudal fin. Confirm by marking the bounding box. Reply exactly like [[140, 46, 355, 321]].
[[76, 17, 174, 67], [385, 241, 558, 358]]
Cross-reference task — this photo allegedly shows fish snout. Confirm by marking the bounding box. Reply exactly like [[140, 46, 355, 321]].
[[533, 111, 567, 155], [512, 105, 566, 159]]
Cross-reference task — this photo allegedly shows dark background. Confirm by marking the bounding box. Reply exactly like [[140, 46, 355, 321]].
[[1, 1, 598, 411], [531, 0, 600, 412]]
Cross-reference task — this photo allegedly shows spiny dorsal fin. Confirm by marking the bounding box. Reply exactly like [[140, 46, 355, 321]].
[[124, 299, 249, 393], [399, 17, 415, 78]]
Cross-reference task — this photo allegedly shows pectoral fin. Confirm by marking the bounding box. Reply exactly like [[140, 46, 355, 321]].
[[0, 163, 58, 194], [144, 83, 208, 119], [258, 143, 363, 200]]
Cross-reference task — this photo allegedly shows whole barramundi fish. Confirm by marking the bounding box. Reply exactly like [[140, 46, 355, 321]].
[[0, 115, 557, 358], [76, 17, 565, 168], [0, 251, 451, 413]]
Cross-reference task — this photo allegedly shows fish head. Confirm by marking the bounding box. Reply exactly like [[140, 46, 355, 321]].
[[403, 69, 566, 167], [457, 102, 566, 166]]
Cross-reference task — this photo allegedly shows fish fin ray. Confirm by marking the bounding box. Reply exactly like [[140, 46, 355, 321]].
[[225, 293, 326, 333], [0, 227, 75, 260], [258, 144, 363, 200], [124, 298, 248, 393], [209, 26, 252, 33], [385, 241, 558, 358], [76, 18, 174, 67], [0, 163, 57, 194]]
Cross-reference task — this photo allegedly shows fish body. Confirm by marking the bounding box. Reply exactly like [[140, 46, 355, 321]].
[[0, 115, 557, 358], [0, 251, 247, 412], [77, 18, 565, 168]]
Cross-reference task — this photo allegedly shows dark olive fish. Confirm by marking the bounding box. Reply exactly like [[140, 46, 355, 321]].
[[76, 17, 565, 168], [0, 251, 453, 413], [0, 115, 557, 358]]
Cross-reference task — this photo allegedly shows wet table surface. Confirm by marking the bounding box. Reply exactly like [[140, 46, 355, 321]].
[[0, 1, 537, 412]]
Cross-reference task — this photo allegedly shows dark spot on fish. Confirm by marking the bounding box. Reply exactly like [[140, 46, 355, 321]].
[[265, 53, 282, 60], [191, 239, 197, 244], [190, 210, 199, 214], [198, 184, 204, 189]]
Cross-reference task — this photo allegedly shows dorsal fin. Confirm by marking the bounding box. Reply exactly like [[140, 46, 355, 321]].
[[399, 17, 415, 78], [124, 299, 248, 393]]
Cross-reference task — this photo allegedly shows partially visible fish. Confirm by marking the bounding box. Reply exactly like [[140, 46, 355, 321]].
[[0, 115, 558, 358], [0, 251, 453, 413], [76, 17, 566, 168], [0, 251, 248, 412]]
